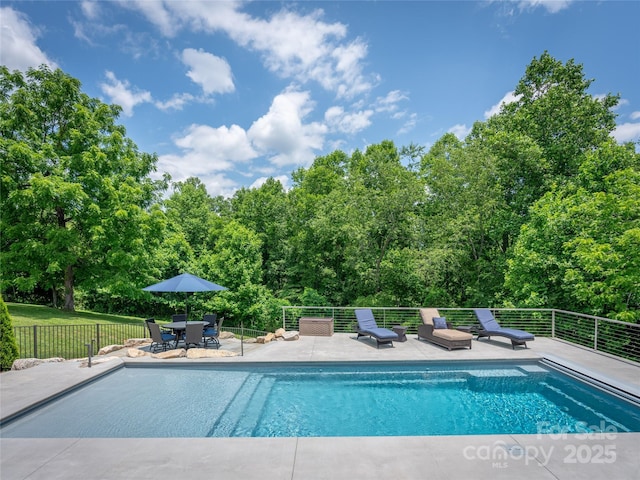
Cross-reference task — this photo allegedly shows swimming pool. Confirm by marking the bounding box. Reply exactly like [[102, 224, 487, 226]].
[[2, 361, 639, 438]]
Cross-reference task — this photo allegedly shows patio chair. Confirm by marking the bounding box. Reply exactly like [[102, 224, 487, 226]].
[[203, 313, 217, 327], [184, 322, 205, 349], [203, 316, 224, 349], [354, 309, 398, 348], [473, 308, 535, 349], [145, 318, 172, 335], [148, 321, 177, 352], [172, 313, 187, 322], [417, 308, 472, 350]]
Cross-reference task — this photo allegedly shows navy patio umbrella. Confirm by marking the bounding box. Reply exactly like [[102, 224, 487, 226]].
[[143, 273, 227, 316]]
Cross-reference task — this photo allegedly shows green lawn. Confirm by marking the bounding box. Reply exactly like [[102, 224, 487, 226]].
[[7, 303, 148, 327]]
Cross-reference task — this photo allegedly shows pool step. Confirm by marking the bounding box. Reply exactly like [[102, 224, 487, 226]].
[[206, 373, 264, 437], [231, 376, 276, 436]]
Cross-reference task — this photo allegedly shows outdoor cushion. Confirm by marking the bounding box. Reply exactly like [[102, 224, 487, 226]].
[[491, 327, 534, 340], [433, 317, 448, 329], [433, 329, 473, 341]]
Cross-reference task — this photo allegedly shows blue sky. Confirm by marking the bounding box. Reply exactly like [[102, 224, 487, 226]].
[[2, 1, 639, 197]]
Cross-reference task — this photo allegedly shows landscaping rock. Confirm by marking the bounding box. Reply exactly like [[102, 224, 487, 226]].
[[124, 338, 150, 347], [98, 344, 123, 355], [79, 356, 120, 368], [127, 348, 148, 358], [185, 348, 238, 359], [257, 332, 276, 344], [283, 331, 300, 341], [151, 348, 186, 359], [11, 357, 65, 370], [275, 328, 286, 338], [219, 331, 235, 339]]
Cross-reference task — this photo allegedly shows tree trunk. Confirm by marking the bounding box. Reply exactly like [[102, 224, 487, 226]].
[[64, 264, 75, 311]]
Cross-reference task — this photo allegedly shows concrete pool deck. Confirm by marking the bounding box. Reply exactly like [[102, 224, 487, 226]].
[[1, 334, 639, 479]]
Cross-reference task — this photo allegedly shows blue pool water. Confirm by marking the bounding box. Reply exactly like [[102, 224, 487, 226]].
[[2, 361, 639, 438]]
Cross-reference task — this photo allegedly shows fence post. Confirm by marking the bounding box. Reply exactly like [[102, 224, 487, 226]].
[[594, 318, 598, 351], [33, 325, 38, 358], [96, 324, 101, 351], [551, 310, 555, 338]]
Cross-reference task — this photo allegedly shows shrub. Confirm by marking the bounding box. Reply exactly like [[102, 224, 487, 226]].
[[0, 296, 20, 369]]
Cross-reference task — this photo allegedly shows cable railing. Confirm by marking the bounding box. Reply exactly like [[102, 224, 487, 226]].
[[282, 306, 639, 363]]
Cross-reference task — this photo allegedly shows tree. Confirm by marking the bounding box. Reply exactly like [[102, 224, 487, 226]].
[[0, 296, 19, 370], [505, 141, 640, 320], [0, 66, 165, 310], [496, 51, 619, 180], [230, 178, 291, 293]]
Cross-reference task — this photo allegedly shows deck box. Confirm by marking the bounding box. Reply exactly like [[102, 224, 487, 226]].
[[299, 317, 334, 336]]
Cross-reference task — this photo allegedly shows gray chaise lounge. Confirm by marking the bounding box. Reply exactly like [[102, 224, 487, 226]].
[[355, 309, 398, 348], [417, 308, 472, 350], [473, 308, 535, 349]]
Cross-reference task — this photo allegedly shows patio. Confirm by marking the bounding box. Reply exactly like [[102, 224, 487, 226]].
[[1, 334, 639, 479]]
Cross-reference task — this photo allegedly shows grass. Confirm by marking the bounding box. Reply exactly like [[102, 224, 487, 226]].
[[7, 303, 150, 327], [7, 303, 153, 359]]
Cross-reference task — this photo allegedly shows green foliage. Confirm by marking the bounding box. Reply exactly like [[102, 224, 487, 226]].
[[505, 141, 640, 320], [0, 65, 166, 311], [0, 296, 19, 369], [2, 54, 637, 327]]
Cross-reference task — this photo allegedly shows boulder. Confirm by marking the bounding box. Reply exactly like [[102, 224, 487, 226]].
[[185, 348, 238, 359], [243, 337, 257, 343], [127, 348, 149, 358], [274, 328, 286, 338], [257, 332, 276, 344], [219, 331, 235, 339], [124, 338, 151, 347], [151, 348, 186, 359], [79, 356, 120, 368], [98, 344, 123, 355], [11, 357, 65, 370], [283, 331, 300, 341]]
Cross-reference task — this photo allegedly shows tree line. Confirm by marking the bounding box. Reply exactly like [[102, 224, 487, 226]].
[[1, 52, 638, 332]]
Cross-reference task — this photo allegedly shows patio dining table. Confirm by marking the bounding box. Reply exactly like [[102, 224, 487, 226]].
[[163, 321, 210, 347]]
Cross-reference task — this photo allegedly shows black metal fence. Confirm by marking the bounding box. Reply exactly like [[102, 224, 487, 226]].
[[11, 323, 269, 360], [13, 323, 147, 360]]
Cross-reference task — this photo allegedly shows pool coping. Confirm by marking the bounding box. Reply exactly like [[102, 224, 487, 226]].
[[2, 336, 640, 479]]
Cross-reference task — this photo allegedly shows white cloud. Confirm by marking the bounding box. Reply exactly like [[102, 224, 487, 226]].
[[324, 106, 373, 135], [398, 113, 418, 135], [517, 1, 573, 14], [630, 111, 640, 120], [248, 88, 327, 167], [181, 48, 234, 95], [80, 1, 101, 20], [448, 124, 471, 140], [375, 90, 409, 113], [123, 1, 376, 98], [99, 71, 152, 116], [154, 92, 196, 111], [485, 90, 521, 118], [0, 7, 56, 71], [157, 123, 257, 197], [612, 123, 640, 143]]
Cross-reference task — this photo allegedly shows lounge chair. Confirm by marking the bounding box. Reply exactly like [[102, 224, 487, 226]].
[[417, 308, 472, 350], [203, 316, 223, 349], [184, 322, 205, 349], [354, 309, 398, 348], [148, 321, 177, 352], [473, 308, 535, 349]]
